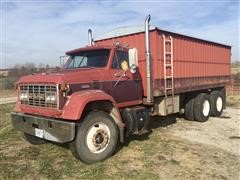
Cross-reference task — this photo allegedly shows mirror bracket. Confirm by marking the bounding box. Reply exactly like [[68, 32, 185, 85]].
[[130, 64, 137, 74]]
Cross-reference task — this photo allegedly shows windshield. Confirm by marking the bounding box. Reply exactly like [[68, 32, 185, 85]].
[[65, 49, 110, 69]]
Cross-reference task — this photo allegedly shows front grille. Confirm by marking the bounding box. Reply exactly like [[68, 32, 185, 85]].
[[20, 84, 58, 108]]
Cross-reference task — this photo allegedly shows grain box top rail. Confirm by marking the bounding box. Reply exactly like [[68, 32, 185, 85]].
[[95, 26, 231, 48]]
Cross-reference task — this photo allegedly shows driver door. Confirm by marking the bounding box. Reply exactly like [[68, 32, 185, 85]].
[[110, 49, 142, 106]]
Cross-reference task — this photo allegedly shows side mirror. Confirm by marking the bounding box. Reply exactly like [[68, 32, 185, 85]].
[[130, 64, 137, 74], [129, 48, 138, 66]]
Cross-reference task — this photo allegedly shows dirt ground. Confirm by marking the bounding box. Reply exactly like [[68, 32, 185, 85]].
[[0, 104, 239, 179], [171, 107, 240, 156], [150, 106, 240, 179]]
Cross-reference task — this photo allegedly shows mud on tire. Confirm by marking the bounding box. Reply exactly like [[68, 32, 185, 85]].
[[70, 111, 119, 164]]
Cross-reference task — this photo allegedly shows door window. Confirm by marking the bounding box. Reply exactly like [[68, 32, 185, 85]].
[[112, 50, 129, 70]]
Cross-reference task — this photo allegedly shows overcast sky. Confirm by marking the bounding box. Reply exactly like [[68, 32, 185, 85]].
[[1, 0, 239, 68]]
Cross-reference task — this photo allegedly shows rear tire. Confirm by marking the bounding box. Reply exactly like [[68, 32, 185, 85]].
[[22, 133, 46, 145], [210, 91, 224, 117], [70, 111, 119, 164], [184, 97, 195, 121], [193, 93, 211, 122]]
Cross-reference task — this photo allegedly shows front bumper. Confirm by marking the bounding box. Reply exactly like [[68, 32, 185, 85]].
[[11, 112, 76, 143]]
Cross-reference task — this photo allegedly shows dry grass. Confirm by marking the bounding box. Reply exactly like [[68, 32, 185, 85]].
[[0, 89, 16, 98], [227, 94, 240, 107], [231, 62, 240, 73], [0, 104, 239, 179]]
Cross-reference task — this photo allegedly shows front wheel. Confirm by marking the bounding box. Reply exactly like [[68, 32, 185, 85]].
[[70, 111, 119, 164]]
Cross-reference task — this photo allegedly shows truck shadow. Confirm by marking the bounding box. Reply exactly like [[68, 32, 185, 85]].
[[122, 114, 178, 147], [52, 114, 179, 154]]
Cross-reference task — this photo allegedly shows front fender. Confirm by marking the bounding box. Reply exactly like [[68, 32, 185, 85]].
[[61, 90, 120, 121]]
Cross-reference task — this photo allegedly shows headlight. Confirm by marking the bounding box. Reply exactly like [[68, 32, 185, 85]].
[[19, 92, 28, 100], [45, 93, 56, 103]]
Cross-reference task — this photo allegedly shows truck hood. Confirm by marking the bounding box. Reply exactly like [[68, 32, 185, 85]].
[[18, 68, 105, 85]]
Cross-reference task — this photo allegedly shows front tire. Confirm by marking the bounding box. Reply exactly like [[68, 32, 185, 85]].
[[193, 93, 211, 122], [70, 111, 119, 164]]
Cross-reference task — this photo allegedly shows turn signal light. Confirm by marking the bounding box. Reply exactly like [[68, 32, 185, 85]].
[[60, 83, 70, 97], [60, 83, 69, 92]]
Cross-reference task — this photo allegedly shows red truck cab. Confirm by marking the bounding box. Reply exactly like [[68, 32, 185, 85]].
[[11, 43, 146, 163]]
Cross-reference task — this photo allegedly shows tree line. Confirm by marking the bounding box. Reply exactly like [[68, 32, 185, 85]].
[[1, 63, 58, 89]]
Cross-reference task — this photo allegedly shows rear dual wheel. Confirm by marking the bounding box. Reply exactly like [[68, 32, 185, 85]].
[[184, 97, 195, 121], [184, 90, 224, 122], [209, 91, 224, 117], [193, 93, 211, 122], [184, 93, 211, 122], [184, 93, 210, 122]]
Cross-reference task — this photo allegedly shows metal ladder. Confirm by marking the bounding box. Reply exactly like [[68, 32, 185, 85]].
[[162, 34, 174, 114]]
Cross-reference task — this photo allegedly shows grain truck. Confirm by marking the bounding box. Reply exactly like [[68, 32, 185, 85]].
[[11, 15, 231, 164]]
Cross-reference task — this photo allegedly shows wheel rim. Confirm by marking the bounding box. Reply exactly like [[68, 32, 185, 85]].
[[216, 96, 223, 112], [203, 99, 210, 117], [86, 122, 110, 154]]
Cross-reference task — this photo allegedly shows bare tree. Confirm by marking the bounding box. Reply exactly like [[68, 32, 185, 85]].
[[4, 63, 37, 89]]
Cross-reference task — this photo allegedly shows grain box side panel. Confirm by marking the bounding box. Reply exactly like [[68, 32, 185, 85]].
[[96, 29, 231, 97], [153, 31, 231, 95]]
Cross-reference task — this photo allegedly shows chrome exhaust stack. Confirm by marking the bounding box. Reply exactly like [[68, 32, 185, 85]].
[[88, 29, 93, 46], [145, 14, 153, 104]]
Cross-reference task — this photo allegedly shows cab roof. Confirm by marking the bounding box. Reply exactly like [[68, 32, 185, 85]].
[[95, 25, 231, 48], [66, 45, 112, 55]]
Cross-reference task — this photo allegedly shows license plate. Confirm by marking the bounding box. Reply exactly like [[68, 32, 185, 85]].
[[35, 128, 44, 138]]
